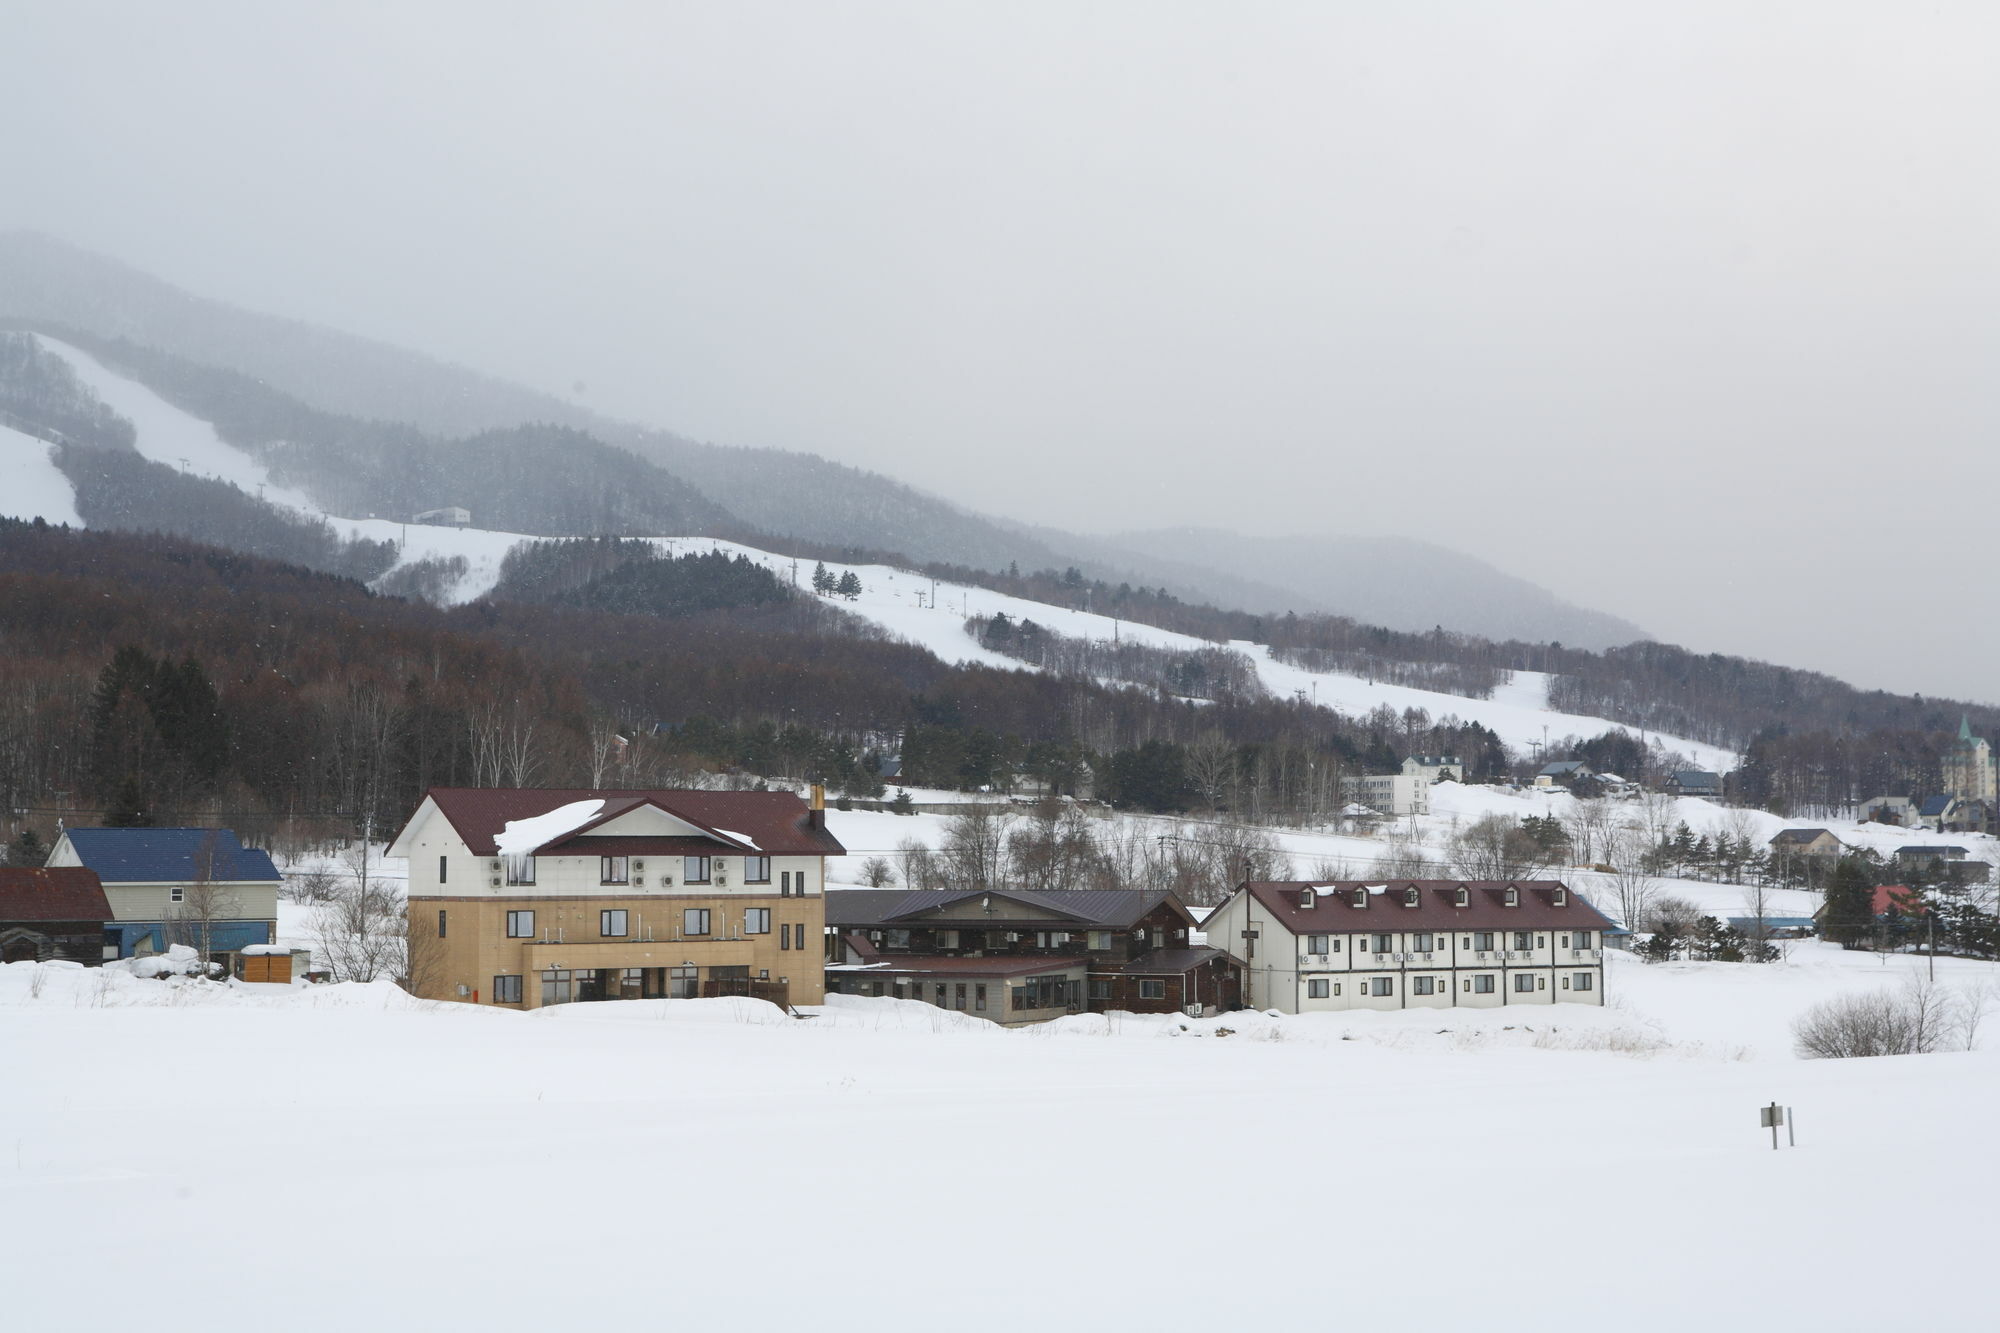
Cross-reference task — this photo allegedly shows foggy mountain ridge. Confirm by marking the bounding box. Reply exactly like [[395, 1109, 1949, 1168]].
[[0, 230, 1638, 648]]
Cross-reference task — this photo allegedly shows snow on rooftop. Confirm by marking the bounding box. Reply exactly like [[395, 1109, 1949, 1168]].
[[495, 800, 604, 880], [713, 828, 762, 851]]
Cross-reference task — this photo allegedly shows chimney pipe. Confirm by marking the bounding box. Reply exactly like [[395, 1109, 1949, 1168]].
[[809, 782, 826, 830]]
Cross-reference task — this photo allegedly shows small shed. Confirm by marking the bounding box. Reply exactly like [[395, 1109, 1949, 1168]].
[[237, 943, 296, 983]]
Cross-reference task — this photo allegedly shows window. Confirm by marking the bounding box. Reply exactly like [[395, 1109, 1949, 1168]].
[[954, 983, 967, 1010], [1088, 978, 1113, 1000], [1370, 933, 1393, 955], [1307, 934, 1330, 955], [506, 856, 536, 886], [1352, 888, 1368, 908], [744, 856, 771, 883], [1473, 931, 1495, 951], [506, 910, 535, 938], [493, 974, 523, 1004], [1473, 974, 1495, 993], [1514, 931, 1533, 950], [1412, 975, 1434, 995], [934, 983, 947, 1007], [439, 855, 447, 885], [1369, 977, 1393, 996], [1307, 978, 1330, 999], [884, 929, 911, 950], [1088, 930, 1112, 951], [744, 908, 770, 934], [1504, 886, 1519, 906], [937, 929, 960, 950], [600, 856, 629, 885], [683, 908, 711, 936], [1411, 932, 1433, 952], [601, 909, 628, 937], [540, 969, 573, 1005], [1139, 979, 1167, 1000], [437, 909, 447, 939], [170, 885, 185, 903], [1333, 983, 1342, 996], [779, 923, 791, 950], [1515, 973, 1536, 993], [779, 870, 792, 895], [1574, 931, 1592, 949], [1573, 972, 1594, 992], [1330, 937, 1341, 952], [684, 855, 711, 884], [976, 984, 988, 1011], [1454, 887, 1469, 907]]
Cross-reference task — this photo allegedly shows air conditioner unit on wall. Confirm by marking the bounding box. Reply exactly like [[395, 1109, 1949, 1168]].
[[634, 860, 645, 870], [489, 876, 501, 889]]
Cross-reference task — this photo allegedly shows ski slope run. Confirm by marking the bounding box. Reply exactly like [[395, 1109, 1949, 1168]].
[[22, 337, 1736, 770]]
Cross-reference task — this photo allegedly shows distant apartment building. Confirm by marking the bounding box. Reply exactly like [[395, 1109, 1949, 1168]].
[[1202, 880, 1611, 1013], [389, 785, 845, 1010], [1402, 754, 1462, 784], [1339, 772, 1430, 817], [1943, 717, 1997, 804]]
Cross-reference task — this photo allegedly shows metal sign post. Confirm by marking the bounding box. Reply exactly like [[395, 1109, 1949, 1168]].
[[1760, 1103, 1795, 1150]]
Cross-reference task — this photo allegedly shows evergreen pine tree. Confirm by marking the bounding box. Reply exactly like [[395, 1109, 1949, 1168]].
[[836, 570, 862, 599], [8, 827, 46, 866], [1822, 857, 1876, 948], [104, 778, 154, 828], [811, 561, 834, 594]]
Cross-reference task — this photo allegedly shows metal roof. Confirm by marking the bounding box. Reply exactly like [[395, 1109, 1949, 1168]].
[[0, 867, 112, 921], [59, 828, 280, 884], [824, 887, 1177, 930], [413, 788, 846, 857], [1233, 880, 1613, 934]]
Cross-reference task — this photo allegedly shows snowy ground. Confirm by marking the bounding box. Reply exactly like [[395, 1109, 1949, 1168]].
[[3, 947, 1997, 1332], [21, 334, 1738, 769], [0, 422, 82, 526]]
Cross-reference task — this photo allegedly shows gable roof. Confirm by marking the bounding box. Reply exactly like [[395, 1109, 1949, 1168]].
[[1919, 795, 1958, 817], [1538, 761, 1589, 776], [411, 788, 845, 857], [0, 867, 112, 921], [824, 887, 1178, 931], [1669, 770, 1721, 786], [1229, 880, 1613, 934], [1769, 828, 1838, 846], [1894, 844, 1968, 858], [58, 828, 280, 884], [827, 953, 1080, 979]]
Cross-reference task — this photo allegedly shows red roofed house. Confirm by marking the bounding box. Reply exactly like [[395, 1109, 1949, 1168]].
[[0, 867, 114, 965], [1201, 880, 1613, 1012], [387, 785, 846, 1010]]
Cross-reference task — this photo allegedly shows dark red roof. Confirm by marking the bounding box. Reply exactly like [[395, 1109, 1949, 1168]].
[[413, 788, 845, 857], [1870, 885, 1927, 916], [1237, 880, 1613, 934], [1096, 946, 1240, 975], [0, 867, 112, 922]]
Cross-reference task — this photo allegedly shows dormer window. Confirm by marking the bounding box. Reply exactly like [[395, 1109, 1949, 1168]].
[[1454, 886, 1469, 908], [1352, 888, 1368, 908], [1299, 887, 1316, 910], [1504, 886, 1519, 907], [1404, 886, 1420, 908], [1553, 886, 1568, 906]]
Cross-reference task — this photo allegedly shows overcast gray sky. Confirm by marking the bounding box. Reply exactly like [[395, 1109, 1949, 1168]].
[[4, 2, 1996, 701]]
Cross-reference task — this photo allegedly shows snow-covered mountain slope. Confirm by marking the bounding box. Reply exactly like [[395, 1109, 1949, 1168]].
[[21, 337, 1735, 769], [28, 335, 321, 512], [0, 423, 81, 526]]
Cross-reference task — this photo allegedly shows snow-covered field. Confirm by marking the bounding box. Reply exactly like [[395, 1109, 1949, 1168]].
[[3, 944, 1996, 1332], [0, 423, 82, 526], [20, 334, 1737, 769]]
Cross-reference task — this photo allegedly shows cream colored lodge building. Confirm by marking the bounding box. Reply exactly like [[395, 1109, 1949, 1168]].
[[390, 785, 845, 1010], [1202, 879, 1611, 1013]]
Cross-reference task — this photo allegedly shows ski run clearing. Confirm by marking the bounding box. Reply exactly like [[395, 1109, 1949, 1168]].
[[23, 333, 1737, 770]]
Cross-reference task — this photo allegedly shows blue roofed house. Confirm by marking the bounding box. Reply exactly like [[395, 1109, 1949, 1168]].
[[45, 828, 282, 963]]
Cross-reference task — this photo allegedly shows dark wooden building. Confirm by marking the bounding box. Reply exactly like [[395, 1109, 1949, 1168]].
[[0, 867, 113, 965], [824, 887, 1242, 1024]]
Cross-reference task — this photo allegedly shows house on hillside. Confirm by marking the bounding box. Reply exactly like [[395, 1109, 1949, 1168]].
[[1725, 915, 1817, 941], [1200, 880, 1612, 1013], [46, 828, 281, 963], [412, 506, 471, 527], [387, 784, 846, 1010], [1893, 844, 1988, 883], [823, 888, 1241, 1023], [1402, 754, 1462, 784], [1664, 770, 1723, 801], [0, 867, 113, 964], [1858, 795, 1915, 826], [1918, 795, 1990, 835], [1768, 828, 1843, 861], [1942, 716, 1998, 804], [1916, 795, 1959, 831], [1534, 761, 1593, 789]]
